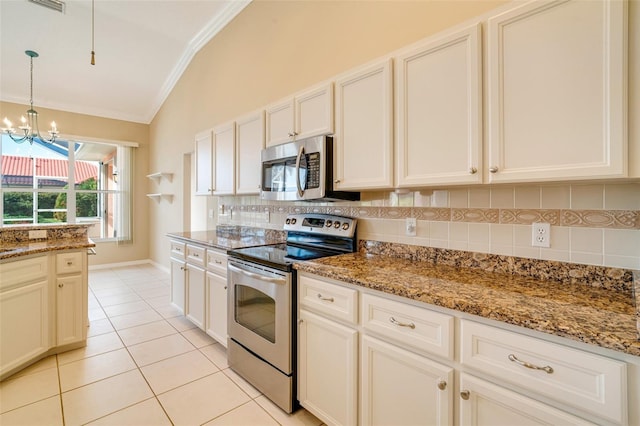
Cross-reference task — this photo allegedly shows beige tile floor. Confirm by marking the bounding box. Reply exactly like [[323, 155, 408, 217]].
[[0, 264, 323, 426]]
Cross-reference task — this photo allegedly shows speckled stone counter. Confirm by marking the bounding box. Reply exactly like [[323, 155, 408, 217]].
[[294, 240, 640, 357], [0, 224, 95, 260], [167, 226, 285, 251]]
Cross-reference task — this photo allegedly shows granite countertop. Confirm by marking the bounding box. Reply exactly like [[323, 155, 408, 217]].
[[0, 238, 96, 260], [294, 251, 640, 358], [167, 228, 285, 251], [0, 224, 96, 260]]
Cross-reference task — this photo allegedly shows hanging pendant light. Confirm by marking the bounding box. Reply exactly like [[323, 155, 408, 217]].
[[1, 50, 60, 145], [90, 0, 96, 65]]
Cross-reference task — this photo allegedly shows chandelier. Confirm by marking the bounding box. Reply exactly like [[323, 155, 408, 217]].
[[2, 50, 60, 145]]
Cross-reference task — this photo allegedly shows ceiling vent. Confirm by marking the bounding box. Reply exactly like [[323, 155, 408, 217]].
[[28, 0, 65, 13]]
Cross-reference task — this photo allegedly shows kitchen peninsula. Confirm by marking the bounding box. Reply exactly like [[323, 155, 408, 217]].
[[0, 224, 95, 380]]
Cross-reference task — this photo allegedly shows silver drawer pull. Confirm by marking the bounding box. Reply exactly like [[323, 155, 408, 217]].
[[192, 253, 199, 257], [317, 294, 334, 302], [389, 317, 415, 329], [508, 354, 554, 374], [215, 260, 222, 264], [67, 261, 73, 266]]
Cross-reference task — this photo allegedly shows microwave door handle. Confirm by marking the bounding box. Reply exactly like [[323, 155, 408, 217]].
[[228, 263, 286, 284], [295, 145, 305, 198]]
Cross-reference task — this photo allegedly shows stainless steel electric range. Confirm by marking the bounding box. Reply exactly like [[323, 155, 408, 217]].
[[226, 213, 357, 413]]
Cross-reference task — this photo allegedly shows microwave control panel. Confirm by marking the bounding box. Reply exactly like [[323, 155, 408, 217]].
[[306, 153, 320, 189]]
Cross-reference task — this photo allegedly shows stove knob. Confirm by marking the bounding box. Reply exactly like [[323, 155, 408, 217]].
[[334, 221, 341, 229], [285, 218, 291, 225], [342, 223, 349, 231], [326, 220, 332, 227], [291, 218, 297, 225]]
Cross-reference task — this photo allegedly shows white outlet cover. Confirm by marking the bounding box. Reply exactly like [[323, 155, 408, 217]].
[[531, 222, 551, 248]]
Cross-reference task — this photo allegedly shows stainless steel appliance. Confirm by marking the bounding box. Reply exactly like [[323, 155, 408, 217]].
[[260, 135, 360, 202], [227, 214, 357, 413]]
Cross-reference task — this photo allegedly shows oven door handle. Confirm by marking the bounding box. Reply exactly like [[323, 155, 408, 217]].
[[228, 263, 286, 284], [295, 144, 305, 198]]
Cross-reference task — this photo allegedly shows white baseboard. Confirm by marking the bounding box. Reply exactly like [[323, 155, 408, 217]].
[[149, 260, 170, 274], [89, 259, 153, 270]]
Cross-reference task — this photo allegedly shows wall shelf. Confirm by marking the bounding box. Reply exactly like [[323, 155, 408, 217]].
[[146, 172, 173, 182], [146, 193, 174, 202]]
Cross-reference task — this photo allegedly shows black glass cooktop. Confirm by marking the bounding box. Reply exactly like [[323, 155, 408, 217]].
[[228, 243, 341, 272]]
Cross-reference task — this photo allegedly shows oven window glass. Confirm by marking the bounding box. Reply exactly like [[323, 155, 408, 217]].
[[234, 284, 276, 343]]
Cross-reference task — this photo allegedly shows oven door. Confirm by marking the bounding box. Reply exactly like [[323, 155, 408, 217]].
[[227, 259, 292, 374]]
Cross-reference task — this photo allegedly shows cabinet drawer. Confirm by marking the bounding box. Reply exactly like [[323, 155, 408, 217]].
[[361, 293, 453, 360], [460, 320, 626, 424], [206, 249, 227, 276], [186, 244, 205, 267], [56, 251, 83, 274], [0, 255, 48, 289], [299, 275, 357, 324], [170, 240, 186, 260]]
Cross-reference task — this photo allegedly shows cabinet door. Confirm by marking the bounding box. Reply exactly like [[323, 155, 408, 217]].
[[334, 59, 393, 190], [295, 82, 334, 140], [459, 373, 595, 426], [170, 258, 186, 314], [194, 130, 214, 195], [487, 0, 627, 182], [361, 335, 453, 426], [235, 110, 265, 194], [266, 98, 295, 146], [298, 309, 358, 426], [0, 280, 49, 376], [186, 263, 206, 330], [56, 274, 85, 346], [205, 271, 228, 347], [396, 23, 482, 187], [213, 122, 235, 196]]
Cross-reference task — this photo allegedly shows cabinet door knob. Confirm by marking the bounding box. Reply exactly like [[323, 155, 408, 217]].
[[298, 319, 304, 325], [224, 286, 227, 290], [469, 167, 477, 174], [334, 179, 341, 184], [58, 283, 64, 288], [489, 166, 499, 173], [460, 390, 470, 400], [67, 261, 73, 266], [437, 380, 447, 390]]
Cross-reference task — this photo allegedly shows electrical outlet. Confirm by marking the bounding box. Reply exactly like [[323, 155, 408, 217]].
[[406, 218, 417, 236], [531, 222, 551, 248], [208, 209, 214, 219]]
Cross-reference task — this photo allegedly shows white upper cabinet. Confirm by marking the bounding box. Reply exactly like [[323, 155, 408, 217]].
[[486, 0, 627, 182], [334, 59, 394, 190], [266, 82, 333, 146], [213, 121, 235, 196], [235, 110, 265, 195], [194, 129, 213, 196], [395, 23, 483, 187]]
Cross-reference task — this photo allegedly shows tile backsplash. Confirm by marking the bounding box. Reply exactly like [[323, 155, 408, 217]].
[[216, 182, 640, 269]]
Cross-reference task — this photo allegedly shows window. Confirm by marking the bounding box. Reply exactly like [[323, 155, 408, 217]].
[[1, 135, 135, 242]]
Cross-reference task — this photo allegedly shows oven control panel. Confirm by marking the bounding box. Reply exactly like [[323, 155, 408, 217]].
[[284, 214, 356, 238]]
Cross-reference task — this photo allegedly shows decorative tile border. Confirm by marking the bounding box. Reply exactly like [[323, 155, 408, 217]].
[[359, 239, 636, 294], [221, 204, 640, 230]]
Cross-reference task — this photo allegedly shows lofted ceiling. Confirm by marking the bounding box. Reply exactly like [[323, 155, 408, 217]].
[[0, 0, 250, 124]]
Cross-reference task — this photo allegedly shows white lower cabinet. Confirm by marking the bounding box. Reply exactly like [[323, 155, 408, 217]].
[[361, 335, 453, 426], [169, 257, 186, 314], [0, 277, 49, 376], [459, 373, 594, 426], [298, 308, 358, 426], [1, 249, 88, 380], [169, 239, 228, 343], [205, 270, 227, 347], [185, 263, 205, 330], [298, 273, 632, 426], [56, 274, 84, 346]]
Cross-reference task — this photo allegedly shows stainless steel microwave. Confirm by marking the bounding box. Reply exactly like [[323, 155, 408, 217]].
[[260, 135, 360, 202]]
